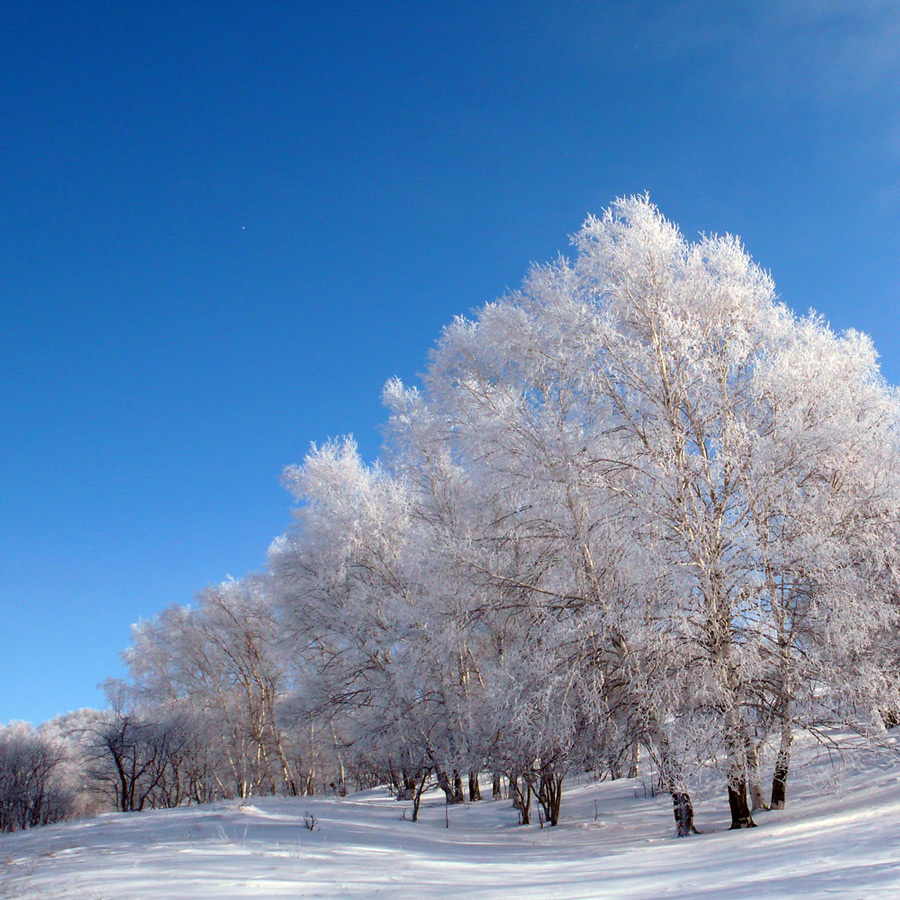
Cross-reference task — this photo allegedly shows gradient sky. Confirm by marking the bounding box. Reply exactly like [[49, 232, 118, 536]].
[[3, 1, 900, 724]]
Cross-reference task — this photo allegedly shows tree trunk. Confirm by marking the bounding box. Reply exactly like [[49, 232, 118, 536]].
[[770, 718, 792, 810], [468, 771, 481, 802], [436, 770, 453, 802], [538, 771, 564, 826], [329, 720, 346, 796], [305, 722, 316, 795], [628, 742, 639, 779], [727, 780, 757, 829], [672, 792, 696, 838], [452, 770, 465, 804], [724, 695, 756, 828], [657, 733, 697, 837], [510, 775, 531, 824], [411, 770, 429, 823], [492, 772, 502, 800], [608, 755, 621, 781], [769, 577, 794, 812], [746, 736, 768, 811], [437, 770, 463, 804]]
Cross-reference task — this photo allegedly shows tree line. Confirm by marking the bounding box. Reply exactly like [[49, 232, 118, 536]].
[[4, 196, 900, 835]]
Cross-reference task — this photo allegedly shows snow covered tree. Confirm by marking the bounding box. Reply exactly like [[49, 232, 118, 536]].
[[121, 575, 301, 800], [94, 194, 900, 843], [0, 722, 73, 831], [382, 195, 900, 831], [272, 438, 495, 816]]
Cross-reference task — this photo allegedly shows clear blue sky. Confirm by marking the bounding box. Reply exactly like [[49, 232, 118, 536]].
[[2, 1, 899, 725]]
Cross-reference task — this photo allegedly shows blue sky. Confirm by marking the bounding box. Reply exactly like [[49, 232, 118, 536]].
[[2, 1, 900, 724]]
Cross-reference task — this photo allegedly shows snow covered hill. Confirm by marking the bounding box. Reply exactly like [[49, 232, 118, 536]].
[[4, 736, 900, 899]]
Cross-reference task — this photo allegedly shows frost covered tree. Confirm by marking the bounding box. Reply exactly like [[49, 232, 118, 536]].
[[122, 576, 301, 799], [378, 195, 900, 831], [94, 195, 900, 841], [272, 439, 493, 817], [0, 722, 73, 831], [382, 339, 629, 826]]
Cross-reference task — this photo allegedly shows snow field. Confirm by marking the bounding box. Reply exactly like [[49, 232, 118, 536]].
[[4, 740, 900, 899]]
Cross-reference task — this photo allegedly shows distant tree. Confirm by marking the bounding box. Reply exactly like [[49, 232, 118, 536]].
[[123, 576, 300, 799], [0, 722, 73, 831]]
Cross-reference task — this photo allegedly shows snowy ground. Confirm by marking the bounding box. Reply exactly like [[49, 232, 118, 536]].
[[4, 737, 900, 899]]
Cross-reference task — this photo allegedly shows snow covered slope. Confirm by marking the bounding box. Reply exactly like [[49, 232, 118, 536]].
[[4, 739, 900, 899]]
